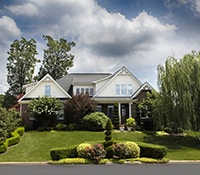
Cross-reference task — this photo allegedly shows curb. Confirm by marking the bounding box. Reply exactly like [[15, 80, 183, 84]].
[[1, 161, 200, 165]]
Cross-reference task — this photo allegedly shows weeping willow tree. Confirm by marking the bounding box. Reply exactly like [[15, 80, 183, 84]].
[[157, 51, 200, 131]]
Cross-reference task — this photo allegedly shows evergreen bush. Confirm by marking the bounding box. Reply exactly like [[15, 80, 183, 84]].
[[82, 112, 109, 131]]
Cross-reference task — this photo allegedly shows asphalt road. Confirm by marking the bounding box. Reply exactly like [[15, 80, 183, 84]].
[[0, 163, 199, 175]]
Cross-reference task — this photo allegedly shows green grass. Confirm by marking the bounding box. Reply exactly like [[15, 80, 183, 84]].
[[0, 130, 200, 162]]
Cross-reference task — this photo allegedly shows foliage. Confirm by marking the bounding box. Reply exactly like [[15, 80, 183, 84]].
[[126, 117, 136, 127], [136, 91, 157, 130], [112, 142, 140, 159], [125, 141, 140, 158], [51, 158, 92, 164], [36, 35, 75, 80], [0, 91, 16, 109], [112, 142, 129, 159], [138, 142, 167, 159], [82, 112, 109, 131], [85, 144, 106, 163], [28, 97, 63, 129], [104, 119, 114, 147], [0, 107, 22, 139], [0, 127, 24, 154], [64, 94, 96, 126], [112, 103, 119, 129], [157, 51, 200, 131], [50, 145, 78, 161], [77, 143, 92, 158], [6, 37, 39, 96]]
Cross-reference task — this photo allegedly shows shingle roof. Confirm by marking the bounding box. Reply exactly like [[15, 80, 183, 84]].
[[56, 73, 111, 92]]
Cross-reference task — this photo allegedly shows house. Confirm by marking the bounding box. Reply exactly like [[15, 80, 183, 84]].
[[18, 66, 153, 128], [18, 74, 71, 128]]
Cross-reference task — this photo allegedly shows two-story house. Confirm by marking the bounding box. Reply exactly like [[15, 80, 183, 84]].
[[18, 66, 153, 128]]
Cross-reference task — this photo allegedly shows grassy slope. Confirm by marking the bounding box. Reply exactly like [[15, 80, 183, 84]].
[[0, 131, 200, 162]]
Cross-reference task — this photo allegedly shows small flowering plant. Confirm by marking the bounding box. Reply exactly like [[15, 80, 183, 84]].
[[85, 144, 106, 164]]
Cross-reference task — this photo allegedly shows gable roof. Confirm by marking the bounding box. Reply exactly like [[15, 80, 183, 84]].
[[56, 73, 111, 92], [131, 82, 154, 99], [18, 74, 71, 102], [93, 66, 142, 97]]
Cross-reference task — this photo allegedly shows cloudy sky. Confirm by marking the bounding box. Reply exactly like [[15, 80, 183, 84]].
[[0, 0, 200, 94]]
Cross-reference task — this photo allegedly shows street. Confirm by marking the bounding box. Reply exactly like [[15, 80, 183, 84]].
[[0, 163, 199, 175]]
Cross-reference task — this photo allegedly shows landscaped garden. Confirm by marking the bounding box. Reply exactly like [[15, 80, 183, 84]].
[[0, 129, 200, 163]]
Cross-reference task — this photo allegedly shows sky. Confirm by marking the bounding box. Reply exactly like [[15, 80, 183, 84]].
[[0, 0, 200, 94]]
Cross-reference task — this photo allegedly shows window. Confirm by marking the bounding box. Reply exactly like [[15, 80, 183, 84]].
[[45, 85, 51, 96], [76, 88, 80, 95], [96, 105, 102, 112], [81, 88, 84, 94], [75, 87, 94, 96], [121, 85, 127, 95], [107, 105, 114, 119], [116, 85, 120, 95], [85, 88, 89, 94], [115, 84, 133, 95], [127, 85, 133, 95], [89, 88, 94, 96]]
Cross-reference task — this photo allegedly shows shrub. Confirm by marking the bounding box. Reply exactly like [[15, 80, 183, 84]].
[[77, 143, 92, 158], [138, 142, 167, 159], [55, 123, 65, 131], [112, 142, 129, 159], [125, 141, 140, 158], [15, 127, 25, 136], [64, 94, 96, 126], [50, 145, 78, 161], [28, 97, 63, 129], [7, 130, 20, 146], [112, 142, 140, 159], [105, 145, 114, 158], [112, 103, 119, 129], [82, 112, 109, 131], [54, 158, 91, 164], [85, 144, 106, 163]]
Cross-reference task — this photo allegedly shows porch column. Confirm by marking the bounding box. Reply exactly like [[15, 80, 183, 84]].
[[129, 102, 132, 118], [118, 102, 121, 124]]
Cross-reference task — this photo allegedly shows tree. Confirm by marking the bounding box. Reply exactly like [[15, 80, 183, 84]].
[[7, 37, 39, 96], [112, 103, 119, 129], [36, 35, 75, 80], [157, 51, 200, 131], [64, 94, 96, 127], [28, 97, 63, 130]]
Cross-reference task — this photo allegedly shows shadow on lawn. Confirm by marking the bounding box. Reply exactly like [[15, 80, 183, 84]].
[[143, 132, 200, 150]]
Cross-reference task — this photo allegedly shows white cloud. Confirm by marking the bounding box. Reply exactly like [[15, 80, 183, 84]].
[[0, 16, 21, 44], [0, 0, 199, 92], [5, 3, 39, 16]]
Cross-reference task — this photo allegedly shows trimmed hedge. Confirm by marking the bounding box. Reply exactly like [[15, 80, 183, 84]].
[[0, 127, 25, 154], [50, 145, 78, 161], [50, 142, 167, 161], [137, 142, 167, 159]]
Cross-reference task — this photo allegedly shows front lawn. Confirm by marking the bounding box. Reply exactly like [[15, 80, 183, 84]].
[[0, 131, 200, 162]]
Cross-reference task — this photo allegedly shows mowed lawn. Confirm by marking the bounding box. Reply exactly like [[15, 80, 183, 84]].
[[0, 131, 200, 162]]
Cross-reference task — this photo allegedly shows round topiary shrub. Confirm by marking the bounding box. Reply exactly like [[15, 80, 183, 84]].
[[125, 141, 140, 158], [77, 143, 92, 158], [82, 112, 109, 131]]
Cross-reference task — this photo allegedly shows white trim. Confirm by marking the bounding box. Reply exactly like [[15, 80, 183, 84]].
[[131, 82, 154, 99], [93, 67, 142, 98], [18, 74, 71, 103]]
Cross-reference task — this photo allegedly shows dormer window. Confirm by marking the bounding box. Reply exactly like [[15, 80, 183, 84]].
[[45, 85, 51, 97]]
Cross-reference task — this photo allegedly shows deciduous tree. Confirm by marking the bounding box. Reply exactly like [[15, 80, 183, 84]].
[[7, 37, 39, 96], [36, 35, 75, 80]]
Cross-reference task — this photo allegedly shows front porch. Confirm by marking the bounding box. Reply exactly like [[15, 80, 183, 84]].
[[95, 101, 133, 124]]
